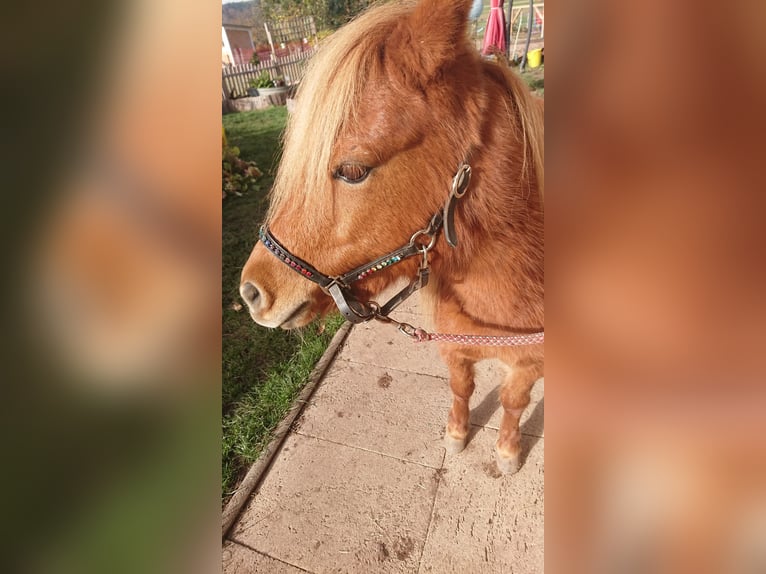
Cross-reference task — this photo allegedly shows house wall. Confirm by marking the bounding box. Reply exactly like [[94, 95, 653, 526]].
[[226, 29, 252, 52], [224, 29, 255, 65]]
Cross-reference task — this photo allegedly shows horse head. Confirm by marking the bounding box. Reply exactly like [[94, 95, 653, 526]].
[[241, 0, 487, 328]]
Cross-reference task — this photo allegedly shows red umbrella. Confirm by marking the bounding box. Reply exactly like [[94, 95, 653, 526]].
[[481, 0, 507, 55]]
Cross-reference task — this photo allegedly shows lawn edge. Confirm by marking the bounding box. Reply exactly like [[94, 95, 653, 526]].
[[222, 321, 353, 538]]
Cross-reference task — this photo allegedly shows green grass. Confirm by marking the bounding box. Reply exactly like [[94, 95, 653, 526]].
[[520, 65, 544, 95], [222, 107, 343, 502]]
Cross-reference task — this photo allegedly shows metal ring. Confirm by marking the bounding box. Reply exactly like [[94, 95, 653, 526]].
[[409, 228, 425, 245], [409, 228, 438, 251], [397, 323, 418, 338]]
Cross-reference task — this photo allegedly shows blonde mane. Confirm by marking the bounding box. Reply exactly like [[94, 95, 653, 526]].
[[267, 0, 544, 219], [267, 2, 413, 220], [503, 65, 545, 199]]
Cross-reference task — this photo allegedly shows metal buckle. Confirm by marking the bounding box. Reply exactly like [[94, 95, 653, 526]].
[[451, 163, 472, 199]]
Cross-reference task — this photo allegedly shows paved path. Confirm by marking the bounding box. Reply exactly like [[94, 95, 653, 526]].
[[224, 297, 544, 573]]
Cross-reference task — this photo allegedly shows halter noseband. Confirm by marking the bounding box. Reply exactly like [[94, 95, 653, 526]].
[[259, 163, 472, 324]]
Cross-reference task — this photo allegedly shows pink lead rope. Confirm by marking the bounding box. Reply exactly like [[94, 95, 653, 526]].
[[389, 320, 544, 347], [413, 329, 544, 346]]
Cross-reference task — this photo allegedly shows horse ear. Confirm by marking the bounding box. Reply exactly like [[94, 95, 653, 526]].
[[386, 0, 473, 84]]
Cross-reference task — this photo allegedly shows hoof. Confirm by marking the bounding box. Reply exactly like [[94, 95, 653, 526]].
[[444, 433, 467, 455], [495, 450, 521, 475]]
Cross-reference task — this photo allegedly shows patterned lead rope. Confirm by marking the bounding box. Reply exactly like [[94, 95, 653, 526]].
[[409, 328, 544, 346]]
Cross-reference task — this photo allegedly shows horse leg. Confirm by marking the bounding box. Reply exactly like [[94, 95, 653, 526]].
[[496, 358, 543, 474], [443, 352, 476, 454]]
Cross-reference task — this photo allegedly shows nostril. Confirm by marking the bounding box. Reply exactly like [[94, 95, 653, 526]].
[[240, 281, 260, 306]]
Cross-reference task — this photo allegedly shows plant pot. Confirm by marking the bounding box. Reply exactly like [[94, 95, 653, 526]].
[[257, 86, 289, 106]]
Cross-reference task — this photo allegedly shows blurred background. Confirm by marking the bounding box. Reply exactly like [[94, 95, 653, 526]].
[[547, 0, 766, 572], [1, 0, 219, 572]]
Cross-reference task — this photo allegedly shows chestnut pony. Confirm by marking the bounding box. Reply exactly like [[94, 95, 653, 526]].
[[241, 0, 543, 474]]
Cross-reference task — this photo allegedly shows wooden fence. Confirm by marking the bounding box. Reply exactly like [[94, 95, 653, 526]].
[[222, 48, 316, 100], [509, 3, 544, 59], [265, 16, 318, 52]]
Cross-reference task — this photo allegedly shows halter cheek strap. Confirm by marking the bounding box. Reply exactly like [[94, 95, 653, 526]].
[[259, 216, 440, 323], [258, 162, 471, 324]]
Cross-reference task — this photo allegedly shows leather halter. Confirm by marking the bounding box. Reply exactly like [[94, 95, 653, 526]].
[[259, 163, 472, 324]]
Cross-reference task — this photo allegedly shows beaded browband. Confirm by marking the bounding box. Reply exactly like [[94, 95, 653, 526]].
[[259, 211, 441, 324]]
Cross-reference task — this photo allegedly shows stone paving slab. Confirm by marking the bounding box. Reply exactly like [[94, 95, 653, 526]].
[[227, 303, 544, 573], [421, 429, 545, 574], [341, 311, 448, 378], [390, 291, 428, 317], [223, 540, 308, 573], [295, 359, 452, 469], [231, 433, 439, 573]]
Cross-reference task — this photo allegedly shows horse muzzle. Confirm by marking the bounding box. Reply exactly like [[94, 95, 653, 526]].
[[240, 244, 320, 329]]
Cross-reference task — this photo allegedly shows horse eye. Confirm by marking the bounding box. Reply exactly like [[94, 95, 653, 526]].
[[333, 163, 370, 184]]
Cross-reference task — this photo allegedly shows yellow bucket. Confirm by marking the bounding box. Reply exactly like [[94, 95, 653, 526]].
[[527, 48, 543, 68]]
